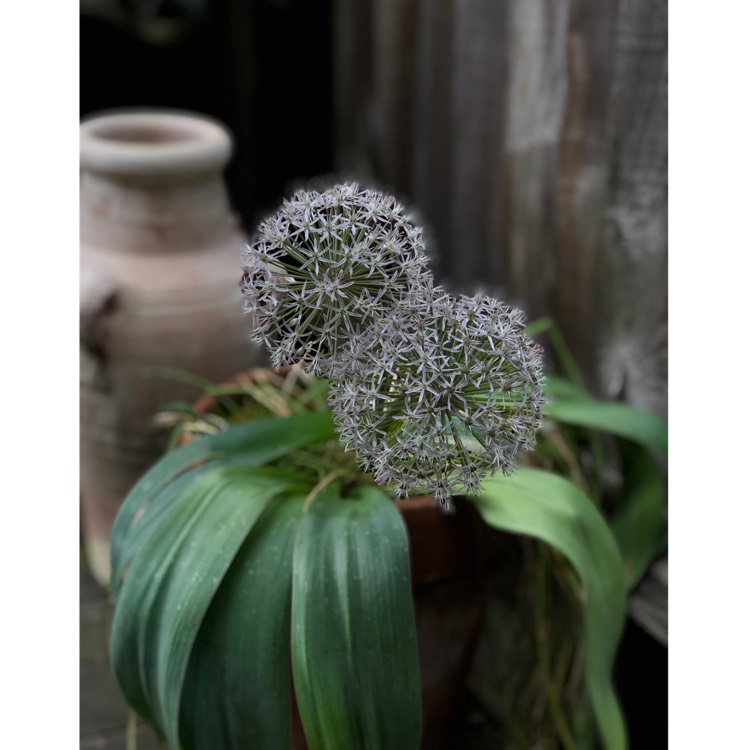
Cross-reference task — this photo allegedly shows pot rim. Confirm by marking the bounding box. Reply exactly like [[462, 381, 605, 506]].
[[80, 108, 233, 178], [181, 366, 438, 511], [181, 365, 491, 583]]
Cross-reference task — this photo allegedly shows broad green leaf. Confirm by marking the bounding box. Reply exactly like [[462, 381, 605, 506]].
[[474, 469, 628, 750], [110, 462, 218, 597], [110, 467, 290, 749], [291, 485, 421, 750], [110, 411, 336, 593], [544, 375, 668, 458], [180, 493, 307, 750], [543, 374, 591, 401], [610, 444, 668, 589]]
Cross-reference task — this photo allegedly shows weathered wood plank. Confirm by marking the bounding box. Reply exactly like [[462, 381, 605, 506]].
[[447, 0, 509, 291], [333, 0, 667, 415], [553, 0, 619, 387], [501, 0, 571, 320], [596, 0, 668, 416], [411, 0, 455, 282], [333, 0, 374, 176], [371, 0, 420, 190]]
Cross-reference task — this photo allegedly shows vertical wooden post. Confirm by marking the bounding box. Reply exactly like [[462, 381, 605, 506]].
[[333, 0, 667, 415]]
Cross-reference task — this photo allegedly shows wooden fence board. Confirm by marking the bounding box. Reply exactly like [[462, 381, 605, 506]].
[[333, 0, 667, 416]]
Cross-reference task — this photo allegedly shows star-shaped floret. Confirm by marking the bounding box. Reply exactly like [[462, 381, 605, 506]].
[[328, 291, 545, 510]]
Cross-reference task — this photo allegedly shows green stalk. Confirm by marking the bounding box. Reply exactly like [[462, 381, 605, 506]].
[[535, 549, 578, 750], [524, 317, 584, 388], [126, 709, 138, 750]]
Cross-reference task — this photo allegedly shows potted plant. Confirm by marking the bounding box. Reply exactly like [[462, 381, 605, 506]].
[[108, 184, 667, 749], [154, 365, 503, 749]]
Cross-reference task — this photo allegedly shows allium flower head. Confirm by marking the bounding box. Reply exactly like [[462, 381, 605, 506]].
[[329, 292, 545, 510], [240, 183, 432, 375]]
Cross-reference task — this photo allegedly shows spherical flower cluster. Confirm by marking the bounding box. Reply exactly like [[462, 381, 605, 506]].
[[328, 292, 545, 510], [240, 182, 545, 510], [240, 183, 432, 375]]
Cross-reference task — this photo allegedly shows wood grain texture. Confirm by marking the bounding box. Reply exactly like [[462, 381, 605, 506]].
[[502, 0, 570, 321], [411, 0, 455, 282], [333, 0, 374, 176], [447, 0, 509, 289], [596, 0, 668, 416], [333, 0, 667, 417], [371, 0, 419, 189], [553, 0, 618, 389]]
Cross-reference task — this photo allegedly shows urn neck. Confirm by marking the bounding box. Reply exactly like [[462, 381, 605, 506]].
[[80, 109, 233, 180], [80, 110, 242, 253]]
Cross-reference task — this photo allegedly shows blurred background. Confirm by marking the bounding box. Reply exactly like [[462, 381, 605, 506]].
[[81, 0, 667, 419], [80, 1, 667, 748]]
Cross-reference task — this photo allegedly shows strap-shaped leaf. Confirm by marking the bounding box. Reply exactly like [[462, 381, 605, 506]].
[[110, 462, 218, 597], [291, 485, 421, 750], [110, 467, 290, 748], [610, 444, 668, 589], [544, 375, 668, 458], [474, 469, 628, 750], [111, 411, 337, 593], [179, 493, 307, 750]]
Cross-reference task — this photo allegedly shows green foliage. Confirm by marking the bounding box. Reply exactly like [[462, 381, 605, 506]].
[[291, 485, 421, 750], [107, 176, 667, 750], [609, 443, 668, 589], [111, 343, 667, 750], [540, 372, 668, 591], [475, 469, 628, 750], [110, 411, 337, 593], [544, 375, 668, 458], [180, 492, 305, 750], [109, 412, 421, 750], [465, 317, 667, 749]]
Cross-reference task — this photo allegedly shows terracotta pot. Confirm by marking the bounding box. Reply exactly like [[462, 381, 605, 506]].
[[184, 368, 493, 750], [80, 109, 264, 586]]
